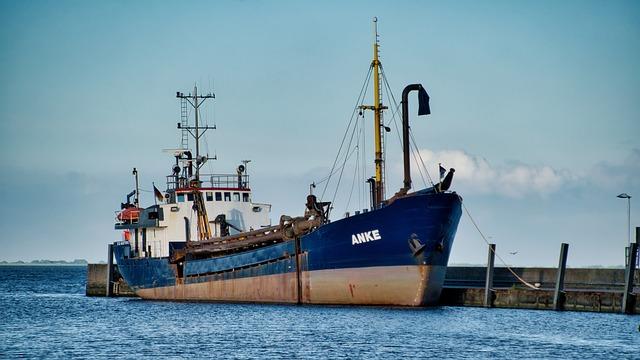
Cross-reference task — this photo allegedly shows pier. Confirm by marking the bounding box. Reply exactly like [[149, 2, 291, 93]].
[[85, 243, 135, 297], [440, 266, 639, 313], [86, 263, 135, 297], [440, 232, 639, 314]]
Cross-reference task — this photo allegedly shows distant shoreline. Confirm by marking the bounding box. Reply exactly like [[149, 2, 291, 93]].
[[0, 263, 89, 266], [0, 260, 91, 266]]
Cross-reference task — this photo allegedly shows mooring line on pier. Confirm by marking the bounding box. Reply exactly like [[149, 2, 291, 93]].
[[462, 202, 540, 290]]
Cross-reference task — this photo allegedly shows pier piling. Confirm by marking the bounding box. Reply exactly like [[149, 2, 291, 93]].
[[484, 244, 495, 308], [622, 229, 638, 314], [553, 243, 569, 310], [106, 244, 114, 297], [637, 227, 640, 270]]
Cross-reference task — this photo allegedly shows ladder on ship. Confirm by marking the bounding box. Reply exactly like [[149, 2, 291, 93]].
[[378, 68, 386, 201], [180, 97, 189, 149]]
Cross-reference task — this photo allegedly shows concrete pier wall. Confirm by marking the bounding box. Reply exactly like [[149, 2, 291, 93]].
[[85, 264, 135, 297], [86, 264, 108, 296], [439, 287, 640, 313], [444, 267, 627, 290], [441, 266, 638, 313]]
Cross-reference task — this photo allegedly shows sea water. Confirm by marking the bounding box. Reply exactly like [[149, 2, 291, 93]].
[[0, 266, 638, 359]]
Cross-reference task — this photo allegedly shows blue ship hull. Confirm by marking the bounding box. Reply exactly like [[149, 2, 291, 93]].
[[113, 192, 462, 306]]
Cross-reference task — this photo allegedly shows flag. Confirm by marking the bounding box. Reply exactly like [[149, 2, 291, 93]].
[[153, 184, 164, 203], [418, 87, 431, 116], [439, 163, 446, 180]]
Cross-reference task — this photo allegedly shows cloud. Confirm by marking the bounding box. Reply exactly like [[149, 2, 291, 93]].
[[589, 148, 640, 190], [413, 149, 572, 198]]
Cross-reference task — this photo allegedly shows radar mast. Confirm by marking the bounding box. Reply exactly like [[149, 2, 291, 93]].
[[176, 86, 216, 241]]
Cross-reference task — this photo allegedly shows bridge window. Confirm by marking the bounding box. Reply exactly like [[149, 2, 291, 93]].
[[224, 192, 231, 201], [242, 193, 250, 202], [187, 193, 194, 202], [215, 192, 222, 201], [233, 192, 240, 202], [177, 194, 185, 202], [206, 192, 213, 201]]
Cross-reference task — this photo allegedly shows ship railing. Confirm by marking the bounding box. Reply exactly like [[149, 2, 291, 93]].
[[165, 173, 250, 191]]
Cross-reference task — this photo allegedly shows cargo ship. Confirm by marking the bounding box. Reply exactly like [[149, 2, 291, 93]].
[[112, 19, 462, 306]]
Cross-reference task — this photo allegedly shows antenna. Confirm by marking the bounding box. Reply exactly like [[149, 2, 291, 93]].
[[176, 85, 216, 241], [132, 167, 139, 207], [241, 160, 252, 175], [373, 16, 378, 44], [176, 86, 217, 182], [358, 17, 388, 208]]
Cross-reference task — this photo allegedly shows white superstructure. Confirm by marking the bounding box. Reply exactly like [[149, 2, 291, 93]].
[[116, 172, 272, 258], [114, 85, 272, 258]]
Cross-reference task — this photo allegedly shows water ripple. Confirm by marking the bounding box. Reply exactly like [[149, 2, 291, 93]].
[[0, 266, 638, 359]]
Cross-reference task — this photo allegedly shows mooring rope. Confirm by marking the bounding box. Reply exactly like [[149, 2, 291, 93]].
[[462, 202, 540, 290]]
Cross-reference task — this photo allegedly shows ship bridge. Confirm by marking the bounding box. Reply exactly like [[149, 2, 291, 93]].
[[115, 170, 271, 259], [167, 173, 250, 193]]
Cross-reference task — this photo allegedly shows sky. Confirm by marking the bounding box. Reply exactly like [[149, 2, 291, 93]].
[[1, 0, 638, 266]]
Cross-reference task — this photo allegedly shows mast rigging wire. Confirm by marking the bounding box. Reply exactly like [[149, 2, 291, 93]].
[[344, 132, 361, 212], [329, 105, 367, 210], [361, 110, 368, 208], [380, 66, 433, 187], [409, 129, 432, 188], [319, 66, 373, 202]]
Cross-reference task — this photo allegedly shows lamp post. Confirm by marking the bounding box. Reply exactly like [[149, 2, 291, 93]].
[[617, 193, 632, 248]]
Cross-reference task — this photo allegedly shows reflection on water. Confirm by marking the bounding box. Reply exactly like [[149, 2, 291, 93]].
[[0, 266, 638, 359]]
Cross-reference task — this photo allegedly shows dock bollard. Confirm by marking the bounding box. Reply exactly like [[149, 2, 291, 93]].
[[484, 244, 495, 308], [553, 243, 569, 311], [106, 244, 114, 297], [621, 229, 638, 314]]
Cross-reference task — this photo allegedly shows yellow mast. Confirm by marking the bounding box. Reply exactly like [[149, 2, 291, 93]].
[[360, 17, 387, 207]]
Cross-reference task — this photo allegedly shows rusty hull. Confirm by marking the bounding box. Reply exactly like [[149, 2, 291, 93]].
[[136, 264, 446, 306]]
